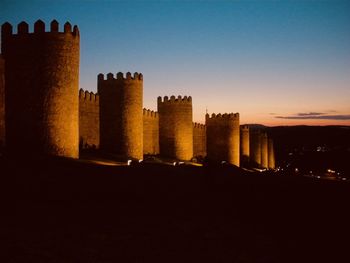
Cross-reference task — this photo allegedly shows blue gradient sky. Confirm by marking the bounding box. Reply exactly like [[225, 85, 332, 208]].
[[1, 0, 350, 125]]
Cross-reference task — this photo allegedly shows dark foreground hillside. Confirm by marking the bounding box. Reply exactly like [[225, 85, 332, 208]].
[[3, 157, 350, 263]]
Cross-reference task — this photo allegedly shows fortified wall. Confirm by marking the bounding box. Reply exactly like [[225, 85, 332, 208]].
[[250, 130, 261, 167], [240, 125, 250, 166], [158, 96, 193, 160], [0, 55, 5, 148], [143, 108, 159, 155], [193, 122, 206, 158], [98, 72, 143, 159], [79, 89, 99, 149], [206, 113, 240, 166], [268, 138, 275, 169], [1, 20, 80, 158], [260, 132, 268, 168]]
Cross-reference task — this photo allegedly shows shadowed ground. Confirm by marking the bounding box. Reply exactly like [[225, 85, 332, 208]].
[[3, 157, 350, 262]]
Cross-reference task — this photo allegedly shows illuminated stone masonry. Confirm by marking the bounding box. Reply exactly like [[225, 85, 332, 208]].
[[0, 19, 276, 168]]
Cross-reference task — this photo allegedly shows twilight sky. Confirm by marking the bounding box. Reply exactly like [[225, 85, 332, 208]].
[[1, 0, 350, 126]]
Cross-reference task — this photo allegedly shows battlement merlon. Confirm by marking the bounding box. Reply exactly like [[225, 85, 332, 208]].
[[79, 88, 99, 102], [97, 72, 143, 83], [193, 122, 206, 129], [1, 20, 79, 38], [143, 108, 158, 118], [157, 95, 192, 104], [240, 125, 249, 131], [206, 112, 239, 121]]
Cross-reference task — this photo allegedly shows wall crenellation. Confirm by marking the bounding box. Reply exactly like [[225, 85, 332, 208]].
[[143, 108, 158, 118], [193, 122, 206, 129], [241, 125, 249, 131], [157, 95, 192, 104], [1, 20, 79, 36], [206, 113, 239, 120], [79, 89, 99, 102], [98, 72, 143, 81]]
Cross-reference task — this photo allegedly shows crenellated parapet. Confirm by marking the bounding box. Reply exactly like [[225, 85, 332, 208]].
[[1, 20, 79, 35], [205, 113, 240, 128], [240, 125, 249, 131], [143, 108, 158, 118], [206, 112, 239, 120], [193, 122, 206, 129], [1, 20, 79, 55], [1, 19, 80, 158], [79, 89, 99, 102], [98, 72, 143, 83], [157, 95, 192, 105]]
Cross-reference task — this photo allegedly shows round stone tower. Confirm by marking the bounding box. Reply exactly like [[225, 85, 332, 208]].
[[98, 72, 143, 160], [250, 130, 262, 167], [157, 95, 193, 161], [206, 113, 240, 166], [260, 132, 268, 168], [240, 125, 250, 166], [1, 20, 80, 158], [268, 138, 275, 169]]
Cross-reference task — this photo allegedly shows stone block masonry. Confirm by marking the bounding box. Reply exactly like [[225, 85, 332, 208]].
[[1, 20, 79, 158], [206, 113, 240, 166], [98, 72, 143, 160], [143, 108, 159, 155], [250, 130, 262, 167], [268, 138, 275, 169], [158, 96, 193, 161], [79, 89, 99, 149], [240, 125, 250, 166], [193, 122, 206, 158]]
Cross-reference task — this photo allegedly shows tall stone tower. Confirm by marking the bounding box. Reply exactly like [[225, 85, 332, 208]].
[[268, 138, 275, 169], [260, 132, 268, 168], [157, 95, 193, 160], [1, 20, 80, 158], [250, 130, 262, 167], [0, 54, 5, 148], [240, 125, 249, 166], [206, 113, 240, 166], [98, 72, 143, 160]]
